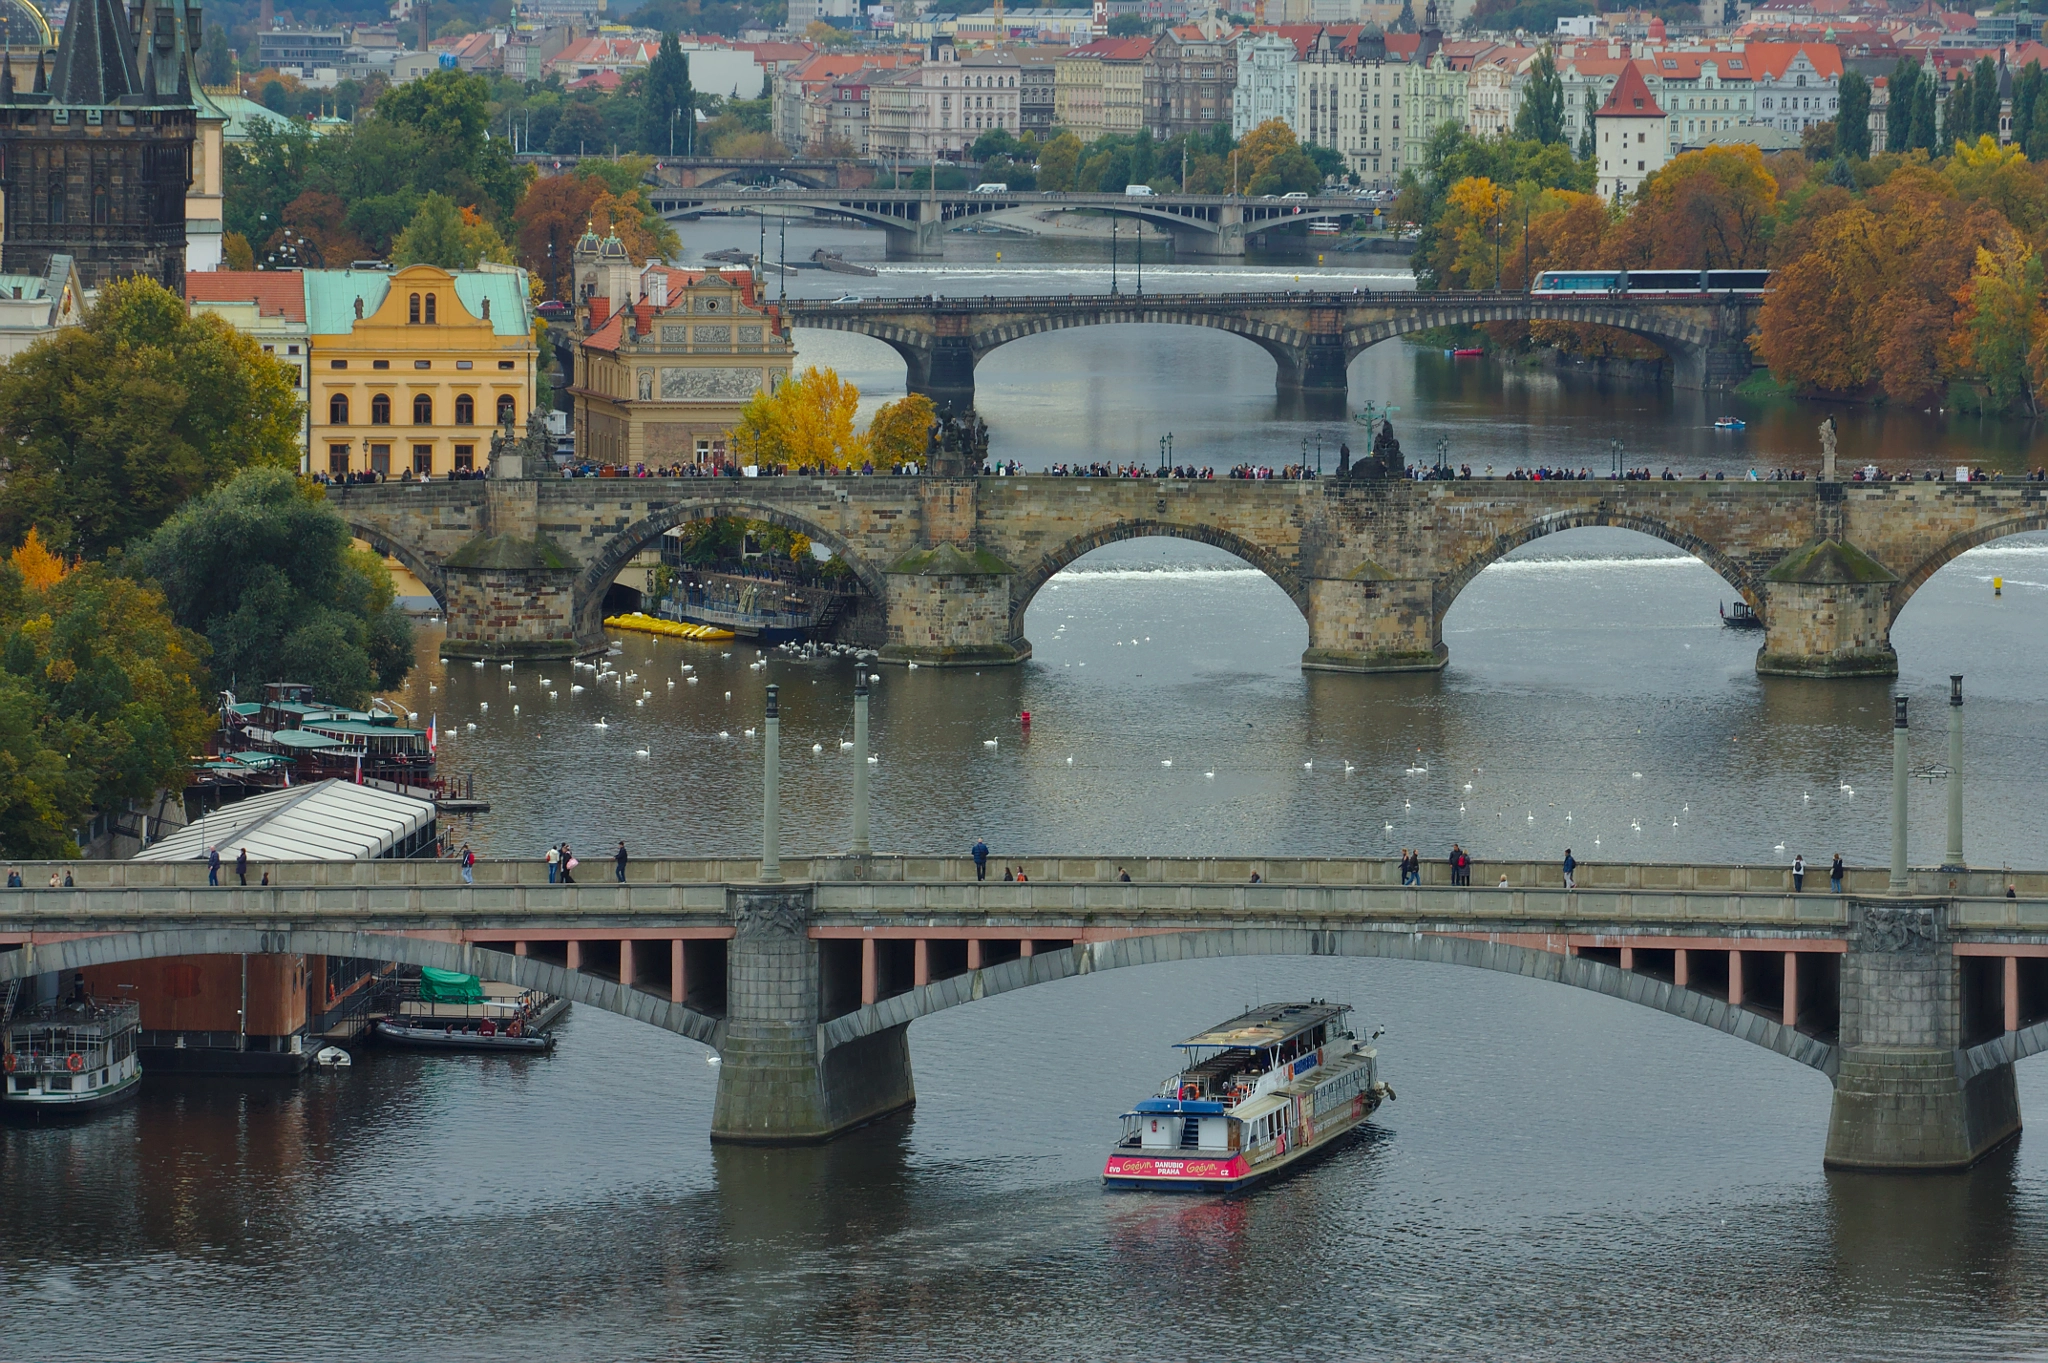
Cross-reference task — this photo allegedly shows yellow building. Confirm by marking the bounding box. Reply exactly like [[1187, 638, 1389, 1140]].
[[570, 238, 793, 470], [305, 263, 536, 479]]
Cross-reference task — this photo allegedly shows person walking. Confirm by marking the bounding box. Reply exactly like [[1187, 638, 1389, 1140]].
[[1830, 853, 1844, 895], [1792, 853, 1806, 893], [546, 845, 559, 884], [1562, 848, 1576, 890], [615, 841, 629, 883], [207, 846, 221, 886], [235, 848, 249, 887], [972, 838, 989, 882], [559, 844, 576, 884], [461, 843, 475, 885], [4, 867, 20, 888]]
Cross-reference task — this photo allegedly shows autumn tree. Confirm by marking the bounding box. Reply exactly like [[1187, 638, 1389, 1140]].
[[867, 393, 936, 468], [391, 191, 516, 268], [266, 189, 368, 267], [1953, 227, 2047, 415], [729, 368, 866, 470], [1605, 145, 1777, 269]]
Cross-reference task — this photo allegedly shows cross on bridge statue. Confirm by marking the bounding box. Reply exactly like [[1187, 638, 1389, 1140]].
[[1338, 416, 1406, 480]]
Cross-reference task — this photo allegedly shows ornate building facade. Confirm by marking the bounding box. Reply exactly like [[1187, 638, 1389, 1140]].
[[0, 0, 201, 289]]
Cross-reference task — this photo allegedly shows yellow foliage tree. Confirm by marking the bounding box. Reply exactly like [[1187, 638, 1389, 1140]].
[[1439, 176, 1512, 289], [9, 528, 69, 591], [729, 367, 867, 470], [867, 393, 936, 468], [1236, 119, 1299, 190]]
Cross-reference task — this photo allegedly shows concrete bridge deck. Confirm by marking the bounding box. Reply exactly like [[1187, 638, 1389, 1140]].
[[336, 474, 2048, 675], [6, 855, 2045, 1169], [780, 289, 1758, 403]]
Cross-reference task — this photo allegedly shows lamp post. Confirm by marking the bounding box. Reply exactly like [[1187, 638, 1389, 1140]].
[[851, 674, 871, 856], [1110, 216, 1119, 296], [1944, 675, 1965, 870], [1889, 694, 1909, 891], [761, 684, 782, 883]]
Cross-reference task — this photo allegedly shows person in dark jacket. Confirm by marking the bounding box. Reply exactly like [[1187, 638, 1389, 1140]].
[[972, 839, 989, 881], [615, 841, 629, 882], [235, 848, 249, 886]]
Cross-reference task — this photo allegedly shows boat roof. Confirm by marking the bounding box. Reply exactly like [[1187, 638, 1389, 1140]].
[[264, 729, 348, 750], [1177, 1001, 1349, 1049], [133, 778, 436, 862]]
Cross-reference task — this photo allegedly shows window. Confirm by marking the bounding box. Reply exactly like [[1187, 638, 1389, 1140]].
[[373, 359, 390, 370], [456, 359, 473, 370], [370, 444, 391, 475], [409, 293, 421, 324], [415, 359, 431, 370], [47, 174, 62, 224], [425, 294, 438, 324], [328, 444, 350, 475], [498, 360, 515, 370], [330, 359, 348, 369], [370, 394, 391, 424], [287, 345, 299, 356], [413, 444, 433, 474], [413, 393, 433, 425], [455, 394, 475, 425], [496, 394, 516, 424], [330, 393, 350, 425], [454, 444, 474, 471]]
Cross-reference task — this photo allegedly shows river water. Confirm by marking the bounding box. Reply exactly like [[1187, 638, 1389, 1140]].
[[7, 232, 2048, 1361]]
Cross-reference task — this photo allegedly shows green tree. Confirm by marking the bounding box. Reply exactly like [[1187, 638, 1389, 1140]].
[[2016, 61, 2048, 160], [200, 18, 235, 85], [641, 34, 695, 155], [1958, 229, 2045, 415], [1038, 130, 1082, 191], [1248, 147, 1321, 195], [1578, 88, 1598, 161], [1107, 12, 1147, 34], [130, 469, 416, 708], [0, 279, 303, 560], [1836, 70, 1871, 159], [0, 551, 212, 859], [1972, 56, 2000, 149], [1513, 47, 1567, 146], [1945, 66, 1977, 148], [391, 191, 516, 268]]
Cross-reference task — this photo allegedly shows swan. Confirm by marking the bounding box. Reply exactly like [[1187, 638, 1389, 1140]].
[[636, 745, 650, 758], [593, 717, 608, 728], [813, 743, 824, 753], [1204, 771, 1215, 779], [984, 739, 999, 748], [1161, 759, 1173, 768]]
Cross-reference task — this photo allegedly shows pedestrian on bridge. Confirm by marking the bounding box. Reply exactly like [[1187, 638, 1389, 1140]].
[[972, 838, 989, 881], [207, 846, 220, 886], [559, 844, 576, 884], [1792, 854, 1806, 893], [615, 841, 629, 882], [1449, 844, 1470, 886], [1830, 854, 1844, 895], [1562, 848, 1576, 890], [546, 845, 559, 883], [461, 843, 475, 885], [235, 848, 249, 887]]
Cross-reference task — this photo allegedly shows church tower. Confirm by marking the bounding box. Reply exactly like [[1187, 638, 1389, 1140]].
[[0, 0, 200, 289]]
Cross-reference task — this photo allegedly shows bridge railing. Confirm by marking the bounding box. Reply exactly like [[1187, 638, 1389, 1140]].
[[1, 854, 2037, 899], [778, 289, 1711, 314]]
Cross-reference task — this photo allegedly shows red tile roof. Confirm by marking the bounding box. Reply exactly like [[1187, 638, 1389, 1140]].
[[1597, 60, 1666, 117], [582, 269, 770, 354], [186, 270, 306, 322]]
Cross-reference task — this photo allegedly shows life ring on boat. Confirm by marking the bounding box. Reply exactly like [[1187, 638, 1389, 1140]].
[[1, 1053, 15, 1073], [508, 1017, 522, 1038], [65, 1053, 84, 1073]]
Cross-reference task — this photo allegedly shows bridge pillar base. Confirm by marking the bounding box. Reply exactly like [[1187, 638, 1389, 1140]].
[[879, 546, 1028, 667], [1822, 899, 2021, 1171], [712, 884, 917, 1144], [1301, 577, 1447, 673], [439, 564, 599, 661], [1755, 573, 1899, 680]]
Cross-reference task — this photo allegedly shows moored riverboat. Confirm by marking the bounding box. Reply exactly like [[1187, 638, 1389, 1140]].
[[372, 970, 564, 1053], [2, 984, 143, 1119], [1104, 1001, 1391, 1192]]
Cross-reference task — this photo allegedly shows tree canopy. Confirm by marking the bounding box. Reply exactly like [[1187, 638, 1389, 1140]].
[[129, 469, 414, 708], [1513, 48, 1568, 147], [0, 277, 303, 559]]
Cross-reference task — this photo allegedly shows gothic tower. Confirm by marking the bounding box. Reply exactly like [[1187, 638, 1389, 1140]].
[[0, 0, 200, 289]]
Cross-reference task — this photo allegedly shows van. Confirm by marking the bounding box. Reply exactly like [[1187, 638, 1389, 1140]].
[[1124, 184, 1156, 196], [1280, 190, 1311, 200], [974, 182, 1008, 193]]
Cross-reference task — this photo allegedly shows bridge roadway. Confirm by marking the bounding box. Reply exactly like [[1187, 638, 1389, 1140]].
[[653, 186, 1367, 259], [5, 855, 2046, 1169], [778, 288, 1757, 405], [337, 473, 2048, 673]]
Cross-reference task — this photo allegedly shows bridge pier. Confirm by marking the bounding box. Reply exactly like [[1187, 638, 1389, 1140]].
[[910, 325, 977, 414], [1755, 539, 1901, 679], [882, 209, 946, 261], [1825, 901, 2020, 1170], [880, 535, 1029, 667], [1300, 576, 1447, 673], [711, 884, 916, 1144]]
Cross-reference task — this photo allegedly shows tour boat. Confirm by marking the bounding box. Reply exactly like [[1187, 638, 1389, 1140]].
[[1450, 347, 1484, 357], [1308, 220, 1342, 235], [2, 987, 143, 1118], [372, 969, 564, 1053], [1720, 600, 1763, 630], [1104, 1001, 1391, 1192]]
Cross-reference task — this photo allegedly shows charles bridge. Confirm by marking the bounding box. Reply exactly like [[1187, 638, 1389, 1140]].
[[336, 473, 2047, 677], [6, 854, 2047, 1170], [780, 289, 1759, 404]]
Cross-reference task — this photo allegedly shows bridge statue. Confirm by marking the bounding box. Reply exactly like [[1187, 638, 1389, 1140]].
[[1820, 416, 1838, 482], [488, 410, 555, 479]]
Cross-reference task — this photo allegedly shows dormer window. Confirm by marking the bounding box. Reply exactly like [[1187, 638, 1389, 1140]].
[[425, 293, 438, 324], [409, 293, 421, 324]]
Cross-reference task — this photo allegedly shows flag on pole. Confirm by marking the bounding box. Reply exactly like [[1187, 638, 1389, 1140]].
[[429, 714, 438, 756], [356, 752, 364, 785]]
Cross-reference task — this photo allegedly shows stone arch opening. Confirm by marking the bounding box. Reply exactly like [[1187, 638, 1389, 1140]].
[[1435, 515, 1761, 626], [575, 499, 887, 644], [970, 315, 1308, 390], [1890, 516, 2048, 619], [0, 928, 727, 1049], [347, 522, 449, 614], [1010, 521, 1309, 642], [818, 929, 1837, 1077], [1343, 304, 1712, 375]]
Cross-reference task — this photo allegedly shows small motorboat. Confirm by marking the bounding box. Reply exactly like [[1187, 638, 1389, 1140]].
[[314, 1046, 353, 1067], [1308, 220, 1341, 235], [1450, 347, 1483, 358], [1713, 417, 1747, 431], [1721, 600, 1763, 629], [830, 293, 862, 303]]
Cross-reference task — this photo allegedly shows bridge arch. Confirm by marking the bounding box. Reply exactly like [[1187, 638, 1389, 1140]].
[[1343, 300, 1717, 372], [346, 519, 450, 613], [1433, 511, 1765, 622], [819, 928, 1839, 1076], [1889, 511, 2048, 619], [0, 928, 726, 1048], [968, 308, 1311, 387], [1009, 520, 1310, 639], [574, 496, 889, 642]]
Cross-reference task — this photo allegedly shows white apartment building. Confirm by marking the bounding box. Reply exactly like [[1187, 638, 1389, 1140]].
[[869, 41, 1020, 160], [1233, 31, 1300, 138]]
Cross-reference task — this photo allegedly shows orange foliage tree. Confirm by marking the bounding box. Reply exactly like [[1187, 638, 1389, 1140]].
[[1606, 146, 1777, 269]]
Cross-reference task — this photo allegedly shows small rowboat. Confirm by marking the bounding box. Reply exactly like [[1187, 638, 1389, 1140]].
[[1713, 417, 1746, 431]]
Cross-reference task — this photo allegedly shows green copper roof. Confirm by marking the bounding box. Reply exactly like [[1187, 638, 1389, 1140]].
[[304, 267, 531, 338]]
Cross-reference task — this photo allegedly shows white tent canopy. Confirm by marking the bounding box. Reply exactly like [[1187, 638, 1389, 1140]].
[[138, 780, 437, 863]]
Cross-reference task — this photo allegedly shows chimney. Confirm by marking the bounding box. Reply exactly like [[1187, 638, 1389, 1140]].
[[589, 297, 610, 327], [644, 265, 669, 308], [261, 0, 272, 29]]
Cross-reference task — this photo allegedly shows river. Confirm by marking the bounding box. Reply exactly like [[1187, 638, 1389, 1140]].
[[5, 232, 2048, 1361]]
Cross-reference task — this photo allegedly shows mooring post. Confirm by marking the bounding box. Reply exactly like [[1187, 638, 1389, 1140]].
[[1890, 694, 1909, 892], [761, 683, 781, 883], [1944, 675, 1965, 870], [851, 673, 871, 856]]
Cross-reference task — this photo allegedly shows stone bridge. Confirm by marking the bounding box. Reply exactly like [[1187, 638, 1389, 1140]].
[[651, 187, 1368, 259], [524, 155, 881, 191], [782, 290, 1761, 402], [6, 855, 2046, 1169], [335, 474, 2047, 675]]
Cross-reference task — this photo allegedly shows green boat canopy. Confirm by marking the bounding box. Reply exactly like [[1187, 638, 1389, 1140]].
[[419, 967, 484, 1003]]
